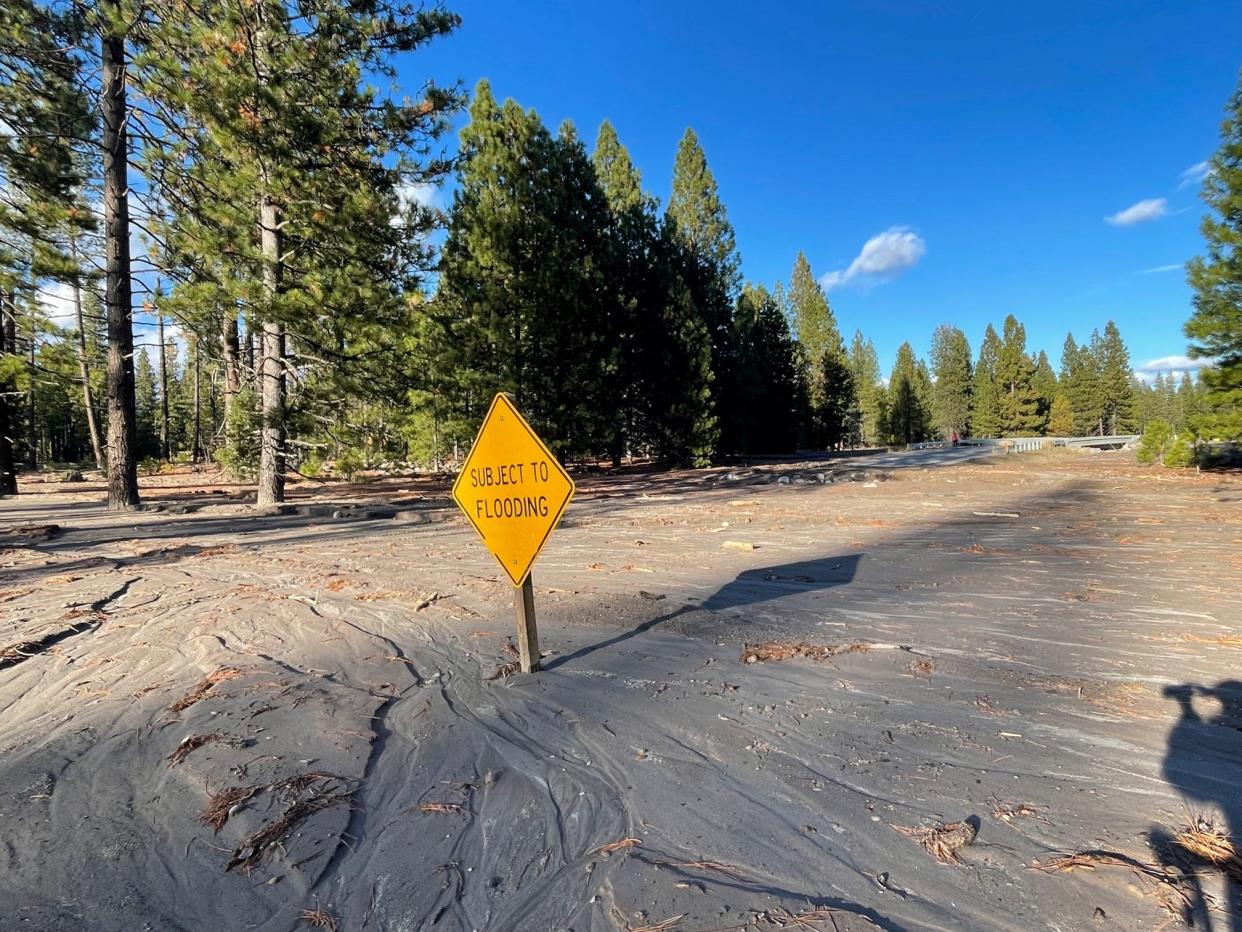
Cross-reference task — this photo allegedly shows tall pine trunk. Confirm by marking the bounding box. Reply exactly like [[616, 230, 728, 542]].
[[0, 293, 16, 496], [257, 196, 285, 505], [101, 18, 139, 510], [221, 310, 240, 423], [157, 308, 169, 460], [26, 323, 35, 467], [191, 335, 202, 462], [70, 237, 104, 469]]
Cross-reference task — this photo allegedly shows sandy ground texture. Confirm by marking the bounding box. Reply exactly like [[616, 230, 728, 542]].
[[2, 449, 1241, 932]]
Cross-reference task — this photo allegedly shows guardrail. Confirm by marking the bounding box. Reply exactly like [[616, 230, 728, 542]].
[[906, 435, 1139, 454]]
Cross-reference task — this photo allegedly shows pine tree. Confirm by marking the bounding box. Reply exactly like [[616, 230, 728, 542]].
[[1047, 394, 1074, 435], [730, 284, 806, 453], [438, 85, 613, 458], [1096, 321, 1137, 434], [887, 342, 929, 445], [972, 324, 1002, 438], [1185, 70, 1242, 440], [1032, 350, 1057, 433], [787, 251, 845, 446], [0, 0, 98, 494], [1061, 333, 1102, 436], [929, 325, 972, 439], [847, 330, 884, 446], [995, 314, 1042, 436], [138, 0, 461, 500], [666, 128, 738, 456]]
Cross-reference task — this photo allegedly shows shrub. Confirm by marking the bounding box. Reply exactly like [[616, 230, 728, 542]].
[[1136, 420, 1172, 465], [1162, 431, 1197, 468]]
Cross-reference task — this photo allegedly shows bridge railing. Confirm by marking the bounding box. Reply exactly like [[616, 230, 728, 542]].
[[905, 435, 1139, 454]]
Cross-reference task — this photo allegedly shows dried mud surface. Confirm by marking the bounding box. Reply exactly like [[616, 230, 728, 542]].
[[2, 450, 1240, 931]]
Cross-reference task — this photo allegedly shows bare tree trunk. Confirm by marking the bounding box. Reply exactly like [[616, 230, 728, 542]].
[[69, 238, 104, 469], [191, 334, 202, 462], [257, 197, 285, 505], [245, 327, 255, 378], [26, 323, 36, 467], [101, 18, 139, 510], [156, 304, 169, 460], [221, 309, 240, 423], [0, 293, 17, 496]]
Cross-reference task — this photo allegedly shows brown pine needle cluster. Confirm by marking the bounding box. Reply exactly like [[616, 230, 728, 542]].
[[740, 641, 871, 664], [1175, 815, 1242, 876], [300, 905, 338, 931], [418, 802, 464, 815], [893, 818, 978, 864], [167, 667, 242, 714]]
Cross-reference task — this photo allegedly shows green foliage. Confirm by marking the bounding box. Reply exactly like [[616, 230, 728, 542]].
[[1094, 322, 1137, 434], [929, 325, 972, 439], [994, 314, 1042, 436], [847, 331, 884, 446], [1163, 431, 1197, 468], [728, 284, 807, 453], [215, 385, 260, 479], [886, 342, 931, 445], [1136, 419, 1172, 464], [971, 324, 1002, 438], [1047, 394, 1075, 436], [1185, 70, 1242, 441]]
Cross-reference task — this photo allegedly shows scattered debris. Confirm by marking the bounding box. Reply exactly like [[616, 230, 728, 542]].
[[639, 590, 666, 601], [907, 658, 934, 678], [894, 816, 979, 864], [167, 667, 243, 714], [226, 774, 353, 873], [741, 641, 871, 664], [664, 858, 752, 883], [0, 523, 61, 542], [299, 903, 339, 931], [201, 785, 259, 833], [972, 511, 1020, 518], [627, 914, 685, 932], [417, 802, 464, 815], [1173, 814, 1242, 877], [593, 837, 642, 856], [990, 800, 1046, 826], [723, 540, 757, 551], [168, 733, 244, 767]]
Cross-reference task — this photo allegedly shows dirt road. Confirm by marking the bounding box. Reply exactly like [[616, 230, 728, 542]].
[[2, 450, 1240, 931]]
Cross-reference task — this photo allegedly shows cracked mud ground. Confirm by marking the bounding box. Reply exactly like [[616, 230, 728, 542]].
[[2, 450, 1240, 931]]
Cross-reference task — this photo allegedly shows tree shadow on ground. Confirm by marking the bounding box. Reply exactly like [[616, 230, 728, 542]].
[[1155, 680, 1242, 931], [700, 554, 862, 612]]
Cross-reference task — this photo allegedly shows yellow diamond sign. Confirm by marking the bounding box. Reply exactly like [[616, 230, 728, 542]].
[[452, 393, 576, 587]]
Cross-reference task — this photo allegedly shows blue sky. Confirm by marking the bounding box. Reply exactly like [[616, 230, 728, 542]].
[[405, 1, 1240, 378]]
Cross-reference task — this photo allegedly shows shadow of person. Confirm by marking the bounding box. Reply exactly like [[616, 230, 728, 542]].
[[1157, 681, 1242, 930]]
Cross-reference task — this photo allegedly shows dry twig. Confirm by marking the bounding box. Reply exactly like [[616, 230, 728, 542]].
[[593, 837, 642, 856], [167, 667, 242, 714]]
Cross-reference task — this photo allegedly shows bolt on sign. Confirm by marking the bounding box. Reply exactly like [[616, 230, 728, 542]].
[[452, 393, 576, 587]]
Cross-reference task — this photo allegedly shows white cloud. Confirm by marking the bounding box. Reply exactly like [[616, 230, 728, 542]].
[[1105, 198, 1168, 226], [819, 226, 926, 291], [397, 181, 442, 211], [1135, 354, 1212, 378], [1140, 263, 1182, 274], [37, 281, 77, 329], [1177, 160, 1212, 189]]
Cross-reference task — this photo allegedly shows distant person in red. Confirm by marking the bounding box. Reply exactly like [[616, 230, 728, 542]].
[[950, 430, 960, 447]]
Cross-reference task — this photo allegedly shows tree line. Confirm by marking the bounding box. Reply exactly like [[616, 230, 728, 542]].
[[2, 6, 1238, 509]]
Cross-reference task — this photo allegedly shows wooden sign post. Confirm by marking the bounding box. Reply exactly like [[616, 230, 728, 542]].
[[451, 393, 575, 673]]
